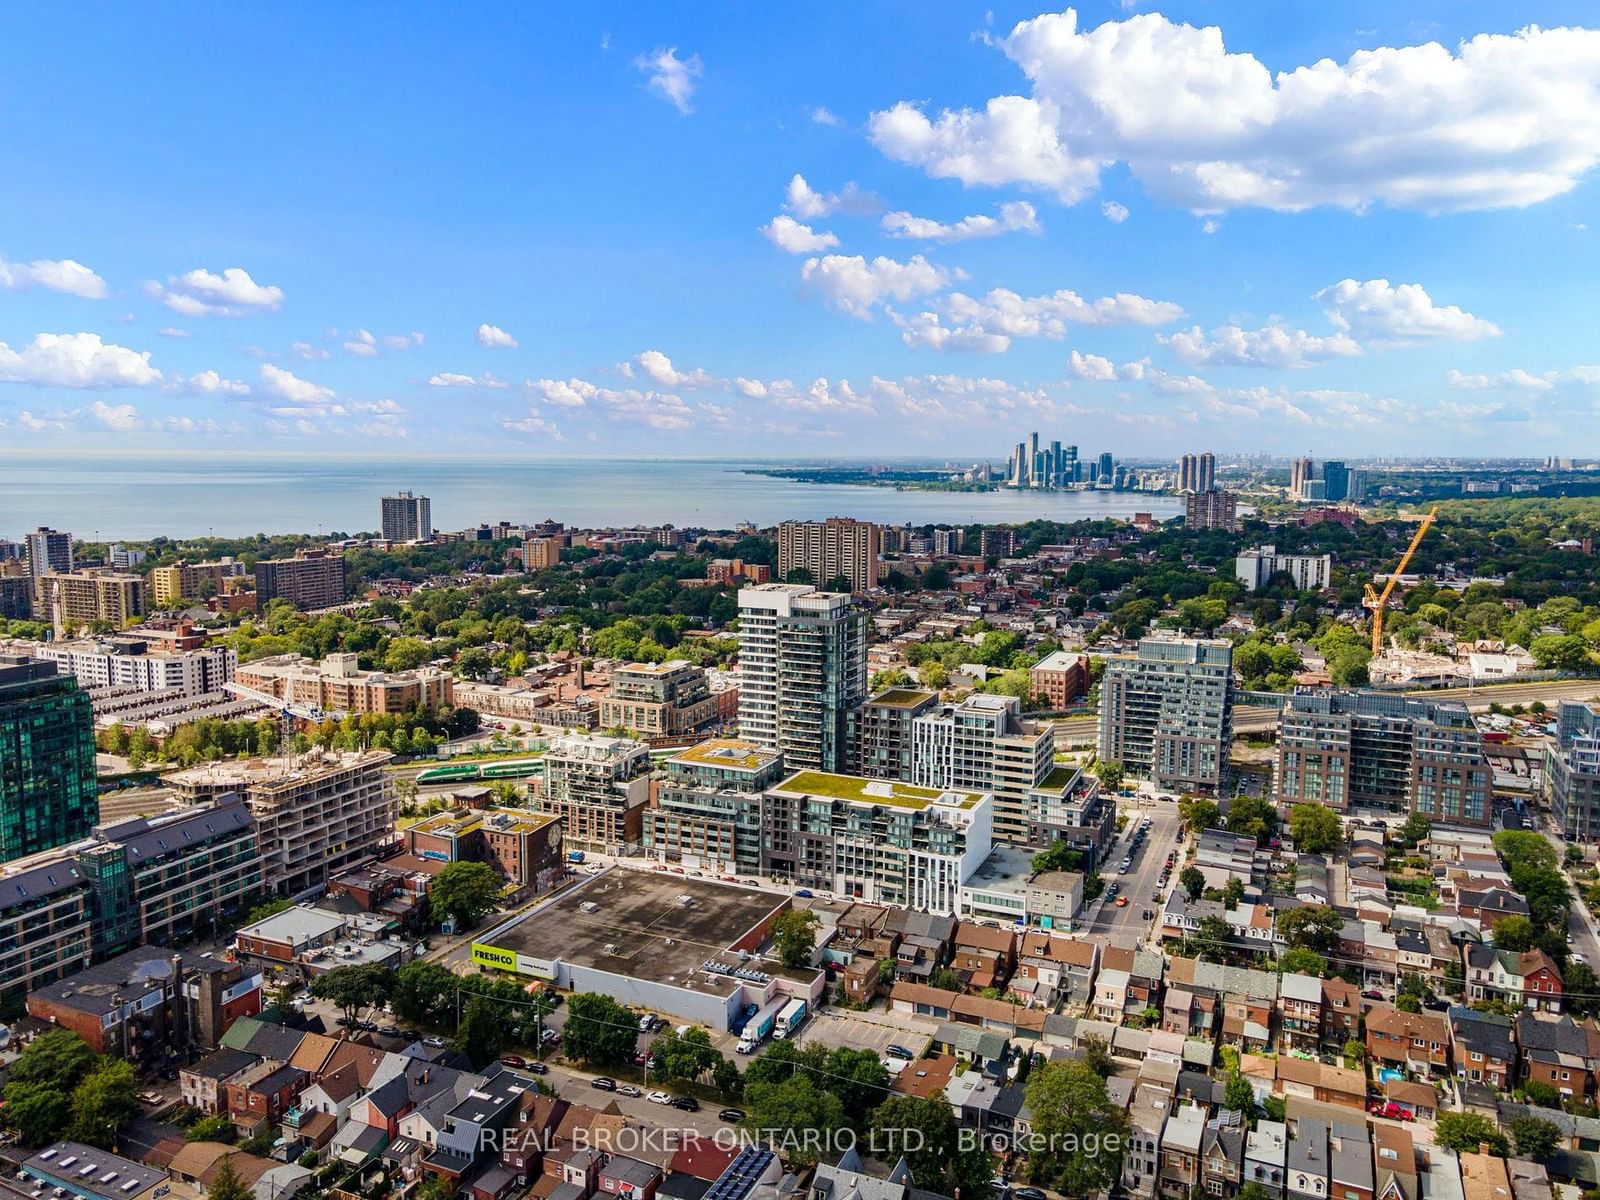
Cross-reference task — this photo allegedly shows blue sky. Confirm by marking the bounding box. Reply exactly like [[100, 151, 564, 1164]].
[[3, 2, 1599, 458]]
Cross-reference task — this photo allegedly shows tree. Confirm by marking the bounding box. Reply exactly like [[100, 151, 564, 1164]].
[[562, 992, 637, 1066], [1510, 1114, 1563, 1159], [9, 1029, 99, 1091], [1180, 866, 1206, 902], [453, 994, 504, 1067], [1093, 760, 1124, 792], [1436, 1111, 1509, 1157], [820, 1047, 891, 1124], [742, 1073, 846, 1168], [1530, 634, 1590, 671], [391, 960, 460, 1027], [1078, 1033, 1114, 1078], [1031, 840, 1083, 874], [1224, 1073, 1257, 1120], [1523, 1080, 1562, 1109], [431, 861, 503, 930], [67, 1060, 139, 1147], [1226, 795, 1277, 842], [1341, 1039, 1366, 1068], [207, 1156, 253, 1200], [1277, 947, 1327, 978], [1396, 993, 1422, 1013], [186, 1115, 237, 1143], [1277, 905, 1343, 953], [1024, 1059, 1128, 1196], [1567, 961, 1600, 1017], [1492, 915, 1536, 952], [310, 963, 393, 1023], [1194, 915, 1232, 962], [1178, 798, 1220, 834], [1289, 805, 1342, 854], [869, 1095, 992, 1200], [770, 909, 820, 969], [245, 898, 292, 925], [654, 1027, 721, 1084], [0, 1086, 70, 1146], [1398, 812, 1432, 847], [384, 637, 434, 672]]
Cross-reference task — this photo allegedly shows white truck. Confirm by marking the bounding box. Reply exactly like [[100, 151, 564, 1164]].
[[736, 998, 787, 1054], [772, 997, 809, 1040]]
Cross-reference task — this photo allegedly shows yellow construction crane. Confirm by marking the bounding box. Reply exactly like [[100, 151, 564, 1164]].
[[1363, 505, 1439, 656]]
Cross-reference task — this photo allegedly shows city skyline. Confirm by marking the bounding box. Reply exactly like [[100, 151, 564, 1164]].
[[3, 4, 1600, 456]]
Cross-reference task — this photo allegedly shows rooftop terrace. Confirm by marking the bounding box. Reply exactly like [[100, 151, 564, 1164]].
[[771, 770, 983, 810]]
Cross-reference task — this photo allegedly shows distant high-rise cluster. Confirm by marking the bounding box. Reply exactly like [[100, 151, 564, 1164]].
[[1290, 457, 1366, 503], [1007, 431, 1078, 488], [1177, 452, 1216, 493]]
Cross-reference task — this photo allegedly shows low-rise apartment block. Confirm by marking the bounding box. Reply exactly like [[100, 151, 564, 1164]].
[[167, 749, 396, 896], [761, 770, 993, 914], [9, 633, 236, 696], [1547, 700, 1600, 840], [404, 805, 564, 895], [149, 558, 247, 606], [598, 659, 716, 737], [236, 651, 452, 714], [1029, 649, 1090, 708], [644, 739, 785, 874], [535, 732, 652, 851], [1235, 546, 1334, 592], [1275, 688, 1492, 825]]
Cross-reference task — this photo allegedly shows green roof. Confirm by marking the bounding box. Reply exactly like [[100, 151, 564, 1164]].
[[869, 688, 938, 709], [774, 770, 982, 810], [668, 739, 780, 771], [1040, 765, 1078, 791]]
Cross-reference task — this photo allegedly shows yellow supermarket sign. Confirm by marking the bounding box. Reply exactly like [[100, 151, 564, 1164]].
[[471, 943, 556, 979]]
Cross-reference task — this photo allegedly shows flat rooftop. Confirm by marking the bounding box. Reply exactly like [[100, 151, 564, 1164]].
[[771, 770, 983, 810], [482, 872, 787, 991], [167, 749, 391, 786], [668, 739, 782, 772], [869, 688, 937, 709]]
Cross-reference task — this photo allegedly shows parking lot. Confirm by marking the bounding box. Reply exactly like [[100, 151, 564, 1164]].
[[797, 1011, 934, 1057]]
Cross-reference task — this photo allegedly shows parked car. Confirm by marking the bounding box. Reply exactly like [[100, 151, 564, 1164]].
[[1361, 989, 1385, 1000], [1115, 897, 1128, 907], [647, 1091, 673, 1105], [592, 1077, 617, 1091], [500, 1055, 527, 1068], [423, 1036, 446, 1048], [619, 1084, 643, 1097], [671, 1095, 700, 1112], [525, 1062, 549, 1075], [1014, 1188, 1049, 1200], [886, 1044, 915, 1060], [794, 889, 813, 898]]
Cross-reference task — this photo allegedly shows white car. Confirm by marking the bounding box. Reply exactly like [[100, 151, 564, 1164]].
[[647, 1091, 673, 1105]]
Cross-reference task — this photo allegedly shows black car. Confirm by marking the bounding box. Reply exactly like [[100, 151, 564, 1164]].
[[1013, 1189, 1049, 1200], [591, 1077, 617, 1091], [886, 1044, 915, 1060], [671, 1095, 700, 1112], [718, 1108, 746, 1123]]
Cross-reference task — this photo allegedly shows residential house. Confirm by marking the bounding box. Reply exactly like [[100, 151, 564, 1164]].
[[1279, 974, 1323, 1056], [1200, 1110, 1247, 1199], [1458, 1152, 1512, 1200], [225, 1061, 308, 1136], [951, 922, 1017, 992], [1287, 1118, 1328, 1200], [1220, 966, 1280, 1052], [1457, 888, 1531, 931], [1329, 1122, 1374, 1200], [1158, 1103, 1206, 1200], [1450, 1008, 1515, 1091], [1371, 1125, 1417, 1200], [1516, 1014, 1600, 1102], [1366, 1007, 1450, 1076], [1123, 1058, 1180, 1200], [1464, 946, 1564, 1014], [181, 1048, 258, 1116], [1321, 979, 1361, 1055], [1245, 1120, 1288, 1199], [1010, 931, 1096, 1010], [599, 1156, 662, 1200]]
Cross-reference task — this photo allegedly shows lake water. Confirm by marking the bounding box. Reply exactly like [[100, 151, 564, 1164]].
[[1, 452, 1182, 539]]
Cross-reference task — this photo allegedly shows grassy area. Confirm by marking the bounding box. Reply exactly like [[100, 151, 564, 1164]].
[[775, 770, 982, 809]]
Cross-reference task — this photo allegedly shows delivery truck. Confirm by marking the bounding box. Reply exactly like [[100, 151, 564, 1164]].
[[773, 997, 809, 1040], [736, 998, 788, 1054]]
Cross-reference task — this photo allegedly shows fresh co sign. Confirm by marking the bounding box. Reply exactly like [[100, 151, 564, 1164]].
[[471, 943, 556, 980]]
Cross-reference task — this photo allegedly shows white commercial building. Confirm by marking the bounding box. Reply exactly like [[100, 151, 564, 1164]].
[[3, 635, 236, 697]]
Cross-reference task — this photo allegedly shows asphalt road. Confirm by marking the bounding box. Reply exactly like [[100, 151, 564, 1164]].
[[1079, 799, 1182, 950]]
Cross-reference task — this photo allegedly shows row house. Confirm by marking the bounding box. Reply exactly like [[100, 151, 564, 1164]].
[[1103, 946, 1166, 1025], [1009, 931, 1097, 1010], [1122, 1058, 1181, 1200], [950, 922, 1017, 992], [1158, 1103, 1206, 1200], [1220, 966, 1280, 1052], [1279, 973, 1323, 1056], [1449, 1007, 1515, 1091], [1328, 1123, 1374, 1200], [1245, 1120, 1288, 1198], [1321, 979, 1361, 1055], [1200, 1111, 1247, 1198], [1464, 945, 1564, 1013], [1365, 1007, 1450, 1076], [1287, 1117, 1328, 1200], [1516, 1013, 1600, 1102]]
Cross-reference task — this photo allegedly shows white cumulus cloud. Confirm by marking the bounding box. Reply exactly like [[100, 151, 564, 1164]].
[[1159, 323, 1362, 368], [636, 47, 703, 114], [900, 285, 1184, 352], [1101, 201, 1129, 224], [869, 10, 1600, 213], [0, 255, 108, 299], [761, 215, 841, 254], [1067, 350, 1118, 380], [0, 332, 162, 388], [881, 200, 1040, 242], [783, 174, 877, 219], [476, 323, 519, 349], [1315, 278, 1500, 343], [259, 363, 334, 404], [148, 267, 283, 316], [799, 254, 953, 319], [177, 370, 251, 397], [87, 400, 142, 432]]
